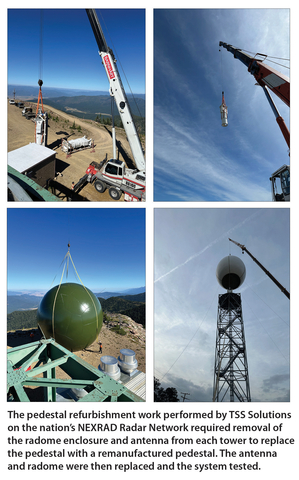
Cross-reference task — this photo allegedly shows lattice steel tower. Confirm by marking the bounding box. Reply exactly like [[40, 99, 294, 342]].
[[213, 255, 251, 402]]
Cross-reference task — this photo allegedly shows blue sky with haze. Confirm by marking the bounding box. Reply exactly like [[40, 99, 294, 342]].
[[7, 8, 145, 94], [154, 9, 290, 201], [7, 208, 145, 293]]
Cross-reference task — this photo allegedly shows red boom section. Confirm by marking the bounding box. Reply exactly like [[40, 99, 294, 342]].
[[251, 60, 290, 107]]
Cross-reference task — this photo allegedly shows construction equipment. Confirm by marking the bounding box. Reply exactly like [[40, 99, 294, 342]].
[[22, 106, 32, 116], [269, 164, 290, 201], [228, 238, 290, 299], [81, 9, 145, 202], [219, 42, 290, 201], [21, 105, 35, 119]]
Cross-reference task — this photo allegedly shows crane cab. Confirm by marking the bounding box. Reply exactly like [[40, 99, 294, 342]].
[[270, 164, 290, 201]]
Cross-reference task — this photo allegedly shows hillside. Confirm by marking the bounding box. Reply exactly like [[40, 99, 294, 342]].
[[120, 304, 145, 327], [119, 292, 145, 301], [9, 86, 145, 133], [43, 94, 145, 118], [40, 95, 145, 136], [7, 293, 145, 331], [94, 287, 145, 298], [99, 293, 145, 326], [8, 84, 145, 101], [7, 294, 41, 314], [7, 309, 37, 331], [7, 289, 145, 313]]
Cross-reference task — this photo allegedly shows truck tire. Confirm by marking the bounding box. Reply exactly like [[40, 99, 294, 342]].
[[94, 179, 106, 193], [109, 187, 121, 200]]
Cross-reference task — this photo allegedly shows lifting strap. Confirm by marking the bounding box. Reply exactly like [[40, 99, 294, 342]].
[[50, 245, 100, 337]]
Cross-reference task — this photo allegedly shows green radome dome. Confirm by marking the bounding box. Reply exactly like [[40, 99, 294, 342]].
[[37, 282, 103, 352]]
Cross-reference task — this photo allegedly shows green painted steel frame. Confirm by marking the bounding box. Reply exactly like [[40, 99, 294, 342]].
[[8, 165, 62, 202], [7, 338, 144, 402]]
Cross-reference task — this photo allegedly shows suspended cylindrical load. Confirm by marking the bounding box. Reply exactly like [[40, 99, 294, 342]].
[[35, 113, 48, 146], [35, 80, 48, 146], [220, 91, 228, 127], [216, 255, 246, 291]]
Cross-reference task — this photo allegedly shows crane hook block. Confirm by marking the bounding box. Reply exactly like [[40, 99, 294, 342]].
[[220, 91, 228, 127]]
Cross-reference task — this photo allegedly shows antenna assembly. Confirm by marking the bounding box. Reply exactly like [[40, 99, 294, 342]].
[[220, 91, 228, 127]]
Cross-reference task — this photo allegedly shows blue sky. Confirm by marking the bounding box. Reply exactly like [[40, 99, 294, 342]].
[[154, 208, 290, 402], [154, 9, 290, 201], [7, 208, 145, 292], [7, 8, 145, 93]]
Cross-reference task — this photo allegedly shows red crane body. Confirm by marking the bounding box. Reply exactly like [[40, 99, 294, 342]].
[[219, 42, 289, 106], [219, 42, 290, 201], [219, 43, 290, 148], [252, 60, 289, 107]]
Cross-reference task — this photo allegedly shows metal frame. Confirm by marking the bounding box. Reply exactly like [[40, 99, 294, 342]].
[[213, 292, 251, 402], [7, 338, 144, 402], [229, 238, 290, 297], [8, 166, 61, 202]]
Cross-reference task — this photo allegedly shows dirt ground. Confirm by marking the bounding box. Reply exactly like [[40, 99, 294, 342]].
[[7, 100, 144, 202]]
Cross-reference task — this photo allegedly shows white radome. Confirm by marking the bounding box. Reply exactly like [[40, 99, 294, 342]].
[[216, 255, 246, 290]]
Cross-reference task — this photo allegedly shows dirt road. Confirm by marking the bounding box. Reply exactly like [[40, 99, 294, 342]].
[[8, 100, 142, 202]]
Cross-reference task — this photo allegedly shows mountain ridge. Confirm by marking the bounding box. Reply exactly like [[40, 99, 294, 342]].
[[7, 291, 145, 331], [8, 84, 145, 100], [7, 287, 145, 314]]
